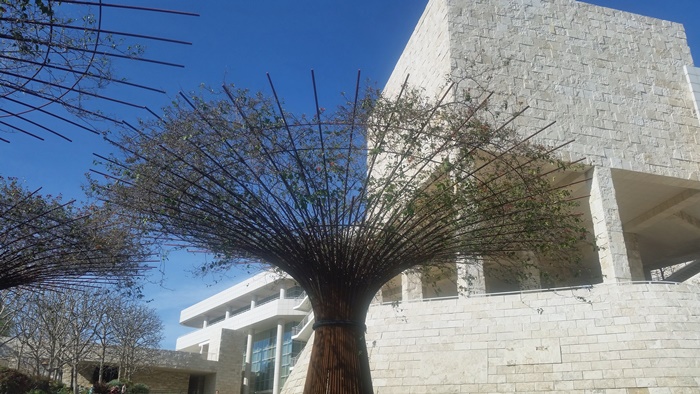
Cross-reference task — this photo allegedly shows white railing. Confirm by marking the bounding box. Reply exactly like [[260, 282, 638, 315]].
[[377, 280, 682, 306], [229, 305, 251, 318], [291, 311, 314, 336], [290, 354, 300, 368], [198, 351, 219, 361], [292, 290, 306, 302]]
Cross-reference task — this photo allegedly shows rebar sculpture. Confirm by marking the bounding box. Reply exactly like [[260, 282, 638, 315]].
[[0, 1, 190, 291], [93, 72, 586, 393], [0, 176, 149, 291], [0, 0, 195, 142]]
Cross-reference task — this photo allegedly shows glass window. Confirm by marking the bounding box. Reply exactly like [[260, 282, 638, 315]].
[[248, 321, 304, 393]]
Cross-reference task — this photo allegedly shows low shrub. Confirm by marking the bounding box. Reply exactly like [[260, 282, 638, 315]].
[[106, 379, 123, 388], [130, 383, 150, 394], [0, 367, 33, 394], [93, 382, 110, 394]]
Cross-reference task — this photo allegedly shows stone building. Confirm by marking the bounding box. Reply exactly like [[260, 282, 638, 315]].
[[0, 333, 244, 394], [176, 0, 700, 393], [66, 338, 244, 394], [281, 0, 700, 392]]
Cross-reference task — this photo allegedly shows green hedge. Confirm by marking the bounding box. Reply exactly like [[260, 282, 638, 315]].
[[0, 367, 70, 394]]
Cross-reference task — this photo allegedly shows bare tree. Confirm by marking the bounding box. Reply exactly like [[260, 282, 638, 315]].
[[93, 74, 586, 393], [6, 287, 162, 390], [9, 290, 72, 379], [109, 301, 163, 382], [93, 294, 118, 384], [0, 176, 149, 292], [62, 291, 102, 394]]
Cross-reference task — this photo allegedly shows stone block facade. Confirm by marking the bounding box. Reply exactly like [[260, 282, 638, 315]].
[[386, 0, 700, 180], [131, 369, 190, 394], [66, 338, 241, 394], [283, 283, 700, 393], [385, 0, 700, 286], [283, 0, 700, 392]]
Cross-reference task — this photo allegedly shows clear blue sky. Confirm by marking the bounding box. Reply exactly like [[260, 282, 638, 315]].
[[1, 0, 699, 349]]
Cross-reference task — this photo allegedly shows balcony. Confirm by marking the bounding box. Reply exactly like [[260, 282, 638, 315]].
[[291, 311, 314, 342], [176, 297, 307, 350]]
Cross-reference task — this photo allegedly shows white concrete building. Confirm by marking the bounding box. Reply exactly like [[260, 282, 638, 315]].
[[176, 272, 312, 394], [179, 0, 700, 393]]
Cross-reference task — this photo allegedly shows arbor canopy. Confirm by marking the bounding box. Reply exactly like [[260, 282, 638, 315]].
[[0, 176, 149, 291], [94, 74, 586, 393], [0, 0, 196, 142]]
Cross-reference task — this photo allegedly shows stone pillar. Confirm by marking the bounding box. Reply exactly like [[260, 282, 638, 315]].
[[402, 271, 423, 301], [272, 319, 285, 394], [514, 252, 541, 290], [373, 288, 383, 304], [588, 166, 633, 283], [624, 233, 645, 281], [519, 265, 541, 290], [457, 258, 485, 296], [214, 329, 247, 394], [243, 329, 254, 394]]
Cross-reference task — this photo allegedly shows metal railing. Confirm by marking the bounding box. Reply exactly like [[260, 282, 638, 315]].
[[291, 311, 314, 336], [290, 354, 300, 367], [376, 280, 684, 306]]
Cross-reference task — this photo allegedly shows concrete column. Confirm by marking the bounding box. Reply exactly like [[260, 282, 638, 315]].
[[457, 258, 485, 296], [624, 232, 646, 281], [243, 329, 254, 394], [279, 287, 286, 300], [272, 319, 285, 394], [519, 265, 541, 290], [588, 166, 633, 283], [515, 252, 541, 290], [202, 317, 208, 329], [225, 307, 230, 320], [373, 288, 383, 304], [402, 271, 423, 301], [214, 329, 247, 394], [250, 295, 257, 309]]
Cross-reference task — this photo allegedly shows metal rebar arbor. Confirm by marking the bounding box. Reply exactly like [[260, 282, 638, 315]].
[[0, 0, 197, 143]]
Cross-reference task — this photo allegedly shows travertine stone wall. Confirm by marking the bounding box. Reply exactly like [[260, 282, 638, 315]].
[[211, 328, 245, 394], [282, 283, 700, 393], [386, 0, 700, 180], [384, 0, 451, 99], [588, 166, 633, 282], [132, 369, 190, 393], [686, 66, 700, 123]]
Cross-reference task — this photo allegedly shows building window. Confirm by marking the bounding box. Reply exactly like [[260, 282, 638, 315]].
[[279, 322, 302, 385], [249, 322, 302, 393], [251, 329, 276, 393]]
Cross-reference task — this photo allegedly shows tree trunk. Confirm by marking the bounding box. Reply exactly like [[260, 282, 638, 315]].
[[303, 320, 373, 393], [72, 366, 79, 394]]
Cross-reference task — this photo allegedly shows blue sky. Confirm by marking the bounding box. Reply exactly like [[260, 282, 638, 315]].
[[1, 0, 699, 349]]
